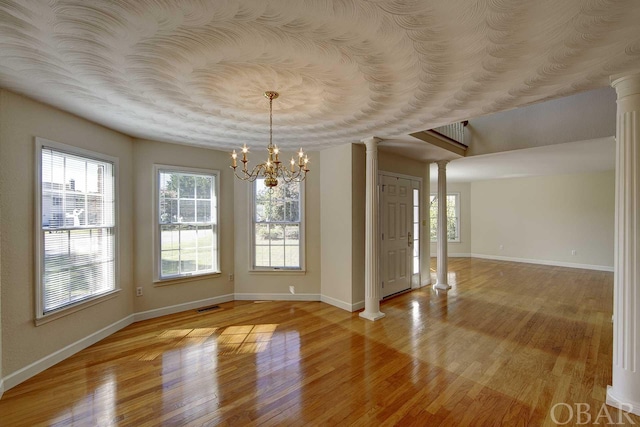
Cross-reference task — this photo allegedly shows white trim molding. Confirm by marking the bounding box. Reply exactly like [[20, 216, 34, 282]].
[[430, 253, 471, 258], [2, 315, 134, 392], [321, 295, 364, 312], [134, 294, 235, 322], [234, 293, 320, 302], [470, 253, 614, 272], [0, 379, 4, 399]]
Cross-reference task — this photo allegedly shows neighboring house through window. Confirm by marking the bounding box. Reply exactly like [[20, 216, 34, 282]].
[[430, 193, 460, 242], [157, 167, 220, 280], [37, 138, 117, 319], [252, 178, 304, 270]]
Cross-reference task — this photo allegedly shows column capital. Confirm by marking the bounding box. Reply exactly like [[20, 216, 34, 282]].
[[437, 160, 449, 169], [361, 136, 382, 150], [611, 72, 640, 98]]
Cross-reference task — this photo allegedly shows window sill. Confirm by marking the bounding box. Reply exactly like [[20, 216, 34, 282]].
[[154, 271, 222, 287], [249, 269, 306, 275], [35, 289, 121, 326]]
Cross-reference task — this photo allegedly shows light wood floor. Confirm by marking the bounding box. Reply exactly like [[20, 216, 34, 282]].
[[0, 258, 637, 426]]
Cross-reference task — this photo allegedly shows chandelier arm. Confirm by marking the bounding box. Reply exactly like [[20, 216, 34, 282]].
[[277, 164, 307, 183], [232, 163, 267, 182]]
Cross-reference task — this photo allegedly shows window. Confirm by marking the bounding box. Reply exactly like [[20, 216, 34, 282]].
[[252, 178, 304, 270], [37, 139, 117, 318], [157, 167, 220, 280], [430, 193, 460, 242]]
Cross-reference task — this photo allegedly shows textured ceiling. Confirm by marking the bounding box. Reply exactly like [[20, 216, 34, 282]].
[[1, 0, 639, 151]]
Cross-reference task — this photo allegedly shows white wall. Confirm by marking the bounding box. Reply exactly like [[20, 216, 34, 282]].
[[466, 88, 616, 156], [430, 182, 472, 256], [0, 90, 134, 380], [470, 171, 615, 270], [132, 139, 235, 315], [234, 151, 321, 300]]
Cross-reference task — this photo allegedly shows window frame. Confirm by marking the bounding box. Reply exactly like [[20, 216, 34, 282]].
[[34, 137, 120, 325], [429, 192, 461, 243], [249, 178, 306, 272], [154, 164, 221, 283]]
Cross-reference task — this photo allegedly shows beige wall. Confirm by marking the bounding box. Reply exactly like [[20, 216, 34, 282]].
[[0, 90, 134, 376], [132, 139, 235, 312], [470, 171, 615, 269], [0, 90, 3, 393], [351, 144, 366, 304], [320, 144, 356, 307], [234, 151, 321, 297], [321, 145, 433, 310], [429, 182, 472, 256]]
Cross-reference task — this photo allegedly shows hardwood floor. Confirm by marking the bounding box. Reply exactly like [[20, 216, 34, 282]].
[[0, 258, 637, 426]]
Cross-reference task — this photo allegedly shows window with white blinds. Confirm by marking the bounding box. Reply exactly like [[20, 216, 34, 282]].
[[38, 141, 117, 317]]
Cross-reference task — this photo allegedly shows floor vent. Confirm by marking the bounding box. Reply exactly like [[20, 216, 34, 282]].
[[196, 305, 221, 313]]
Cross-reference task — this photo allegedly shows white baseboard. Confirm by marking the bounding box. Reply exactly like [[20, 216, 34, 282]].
[[430, 253, 471, 258], [352, 300, 365, 311], [470, 253, 614, 272], [0, 379, 4, 400], [2, 314, 134, 392], [234, 292, 321, 302], [414, 279, 432, 289], [133, 294, 235, 322], [320, 295, 364, 312]]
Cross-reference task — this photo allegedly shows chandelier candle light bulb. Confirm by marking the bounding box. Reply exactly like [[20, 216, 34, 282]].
[[231, 91, 309, 188]]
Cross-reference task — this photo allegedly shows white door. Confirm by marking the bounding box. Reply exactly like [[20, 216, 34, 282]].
[[381, 175, 413, 298]]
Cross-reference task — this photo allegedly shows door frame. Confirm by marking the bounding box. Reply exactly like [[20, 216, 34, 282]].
[[378, 171, 422, 298]]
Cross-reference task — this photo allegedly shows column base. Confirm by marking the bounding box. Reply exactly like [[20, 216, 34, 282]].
[[359, 311, 386, 321], [607, 385, 640, 416], [433, 282, 451, 291]]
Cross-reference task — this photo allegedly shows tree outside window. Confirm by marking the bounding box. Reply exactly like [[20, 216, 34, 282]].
[[158, 169, 219, 279], [253, 178, 303, 269], [429, 193, 460, 242]]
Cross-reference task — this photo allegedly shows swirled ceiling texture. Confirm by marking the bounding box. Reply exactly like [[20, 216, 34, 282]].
[[0, 0, 639, 150]]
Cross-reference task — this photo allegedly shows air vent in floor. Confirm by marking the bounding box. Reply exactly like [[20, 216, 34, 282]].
[[196, 305, 221, 313]]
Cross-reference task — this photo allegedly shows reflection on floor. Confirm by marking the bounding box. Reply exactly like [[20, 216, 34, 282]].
[[0, 258, 637, 425]]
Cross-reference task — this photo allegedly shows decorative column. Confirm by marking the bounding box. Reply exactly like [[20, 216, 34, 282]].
[[607, 72, 640, 416], [360, 137, 385, 321], [434, 160, 451, 291]]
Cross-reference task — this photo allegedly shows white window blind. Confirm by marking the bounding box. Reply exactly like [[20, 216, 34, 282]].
[[40, 146, 116, 315]]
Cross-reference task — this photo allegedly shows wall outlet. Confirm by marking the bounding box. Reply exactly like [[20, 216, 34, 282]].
[[289, 285, 295, 294], [571, 249, 577, 256], [499, 244, 504, 250], [229, 273, 234, 282], [136, 287, 143, 297]]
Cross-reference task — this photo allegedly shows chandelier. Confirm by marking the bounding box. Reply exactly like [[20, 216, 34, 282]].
[[231, 91, 309, 188]]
